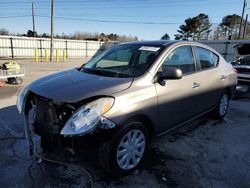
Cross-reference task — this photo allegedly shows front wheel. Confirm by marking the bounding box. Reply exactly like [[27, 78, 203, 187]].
[[212, 92, 230, 119], [99, 121, 149, 177]]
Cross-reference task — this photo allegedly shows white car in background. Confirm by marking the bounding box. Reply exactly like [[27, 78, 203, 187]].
[[232, 43, 250, 83]]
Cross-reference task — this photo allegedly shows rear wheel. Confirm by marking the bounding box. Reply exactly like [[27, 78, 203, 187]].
[[7, 77, 16, 84], [99, 121, 149, 177], [212, 92, 230, 119]]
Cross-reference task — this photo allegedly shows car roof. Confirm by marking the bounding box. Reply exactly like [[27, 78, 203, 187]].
[[117, 40, 221, 57], [119, 40, 174, 46], [119, 40, 203, 47]]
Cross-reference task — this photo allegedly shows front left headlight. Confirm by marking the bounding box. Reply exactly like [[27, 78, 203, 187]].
[[60, 97, 115, 136], [17, 86, 29, 114]]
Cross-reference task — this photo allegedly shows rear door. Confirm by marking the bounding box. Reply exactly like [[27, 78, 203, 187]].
[[155, 45, 204, 134], [193, 46, 223, 110]]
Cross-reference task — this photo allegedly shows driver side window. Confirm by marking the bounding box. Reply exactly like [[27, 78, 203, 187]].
[[162, 46, 195, 74]]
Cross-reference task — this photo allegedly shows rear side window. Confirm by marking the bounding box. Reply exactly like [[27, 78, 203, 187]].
[[162, 46, 195, 74], [195, 47, 219, 70]]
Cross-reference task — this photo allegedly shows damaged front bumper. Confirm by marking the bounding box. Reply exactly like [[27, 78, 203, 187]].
[[18, 89, 117, 156]]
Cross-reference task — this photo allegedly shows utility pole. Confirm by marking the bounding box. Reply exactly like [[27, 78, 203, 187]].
[[238, 0, 247, 39], [32, 2, 36, 37], [243, 14, 248, 39], [50, 0, 54, 62]]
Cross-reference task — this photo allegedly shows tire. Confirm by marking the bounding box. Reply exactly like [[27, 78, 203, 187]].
[[7, 77, 16, 84], [99, 121, 149, 177], [212, 92, 230, 119], [15, 77, 23, 84]]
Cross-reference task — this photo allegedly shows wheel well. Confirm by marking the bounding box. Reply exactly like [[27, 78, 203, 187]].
[[126, 115, 155, 141], [225, 87, 232, 99]]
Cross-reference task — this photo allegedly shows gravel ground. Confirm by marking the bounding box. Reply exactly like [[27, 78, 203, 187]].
[[0, 60, 250, 188]]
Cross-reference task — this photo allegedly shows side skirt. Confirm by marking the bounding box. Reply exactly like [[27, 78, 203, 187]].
[[157, 107, 215, 137]]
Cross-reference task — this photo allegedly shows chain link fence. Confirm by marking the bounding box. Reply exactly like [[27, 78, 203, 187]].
[[1, 35, 249, 63]]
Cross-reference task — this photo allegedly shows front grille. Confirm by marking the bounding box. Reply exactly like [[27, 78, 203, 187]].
[[32, 95, 75, 136], [33, 95, 61, 135]]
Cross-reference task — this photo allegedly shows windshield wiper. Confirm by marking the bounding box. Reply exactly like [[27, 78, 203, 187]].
[[82, 67, 131, 78], [82, 68, 118, 77]]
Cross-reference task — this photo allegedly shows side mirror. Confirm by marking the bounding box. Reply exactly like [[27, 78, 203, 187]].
[[158, 67, 183, 80]]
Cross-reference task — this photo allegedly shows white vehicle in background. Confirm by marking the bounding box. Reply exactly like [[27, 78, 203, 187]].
[[232, 43, 250, 83]]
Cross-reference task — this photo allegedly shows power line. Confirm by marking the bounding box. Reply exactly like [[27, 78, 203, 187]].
[[36, 15, 220, 25], [0, 1, 240, 7], [0, 0, 211, 3], [0, 14, 221, 25], [36, 15, 182, 25], [0, 15, 31, 18], [0, 0, 239, 3]]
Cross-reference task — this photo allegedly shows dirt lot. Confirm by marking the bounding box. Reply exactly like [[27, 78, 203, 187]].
[[0, 60, 250, 188]]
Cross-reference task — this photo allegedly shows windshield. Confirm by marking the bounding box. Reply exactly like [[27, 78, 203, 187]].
[[81, 44, 163, 77]]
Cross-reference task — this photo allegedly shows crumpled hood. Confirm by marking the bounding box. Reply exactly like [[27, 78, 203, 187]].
[[29, 68, 133, 103]]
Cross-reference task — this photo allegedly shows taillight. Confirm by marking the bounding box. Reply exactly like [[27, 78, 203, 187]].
[[232, 67, 237, 73]]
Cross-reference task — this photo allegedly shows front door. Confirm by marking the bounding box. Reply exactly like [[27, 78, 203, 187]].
[[155, 45, 203, 134]]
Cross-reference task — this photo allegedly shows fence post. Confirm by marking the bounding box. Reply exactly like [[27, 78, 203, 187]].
[[63, 50, 67, 62], [65, 40, 68, 58], [85, 42, 88, 58], [45, 49, 49, 62], [39, 40, 43, 59], [223, 41, 230, 61], [56, 49, 59, 63], [35, 49, 39, 62], [10, 38, 14, 59]]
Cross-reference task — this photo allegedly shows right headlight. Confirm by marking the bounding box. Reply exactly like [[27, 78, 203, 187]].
[[60, 97, 115, 136], [16, 86, 29, 114]]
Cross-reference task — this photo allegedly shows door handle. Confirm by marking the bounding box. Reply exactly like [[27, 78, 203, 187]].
[[192, 82, 200, 88], [220, 75, 226, 80]]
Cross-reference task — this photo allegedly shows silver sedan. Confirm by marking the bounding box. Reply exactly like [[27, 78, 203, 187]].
[[17, 40, 237, 176]]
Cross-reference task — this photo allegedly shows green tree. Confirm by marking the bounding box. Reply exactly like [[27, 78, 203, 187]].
[[40, 33, 50, 38], [194, 14, 212, 40], [26, 30, 37, 37], [218, 14, 241, 39], [244, 23, 250, 39], [161, 33, 170, 40], [175, 13, 211, 41], [108, 33, 118, 41], [176, 22, 193, 40], [174, 34, 186, 40]]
